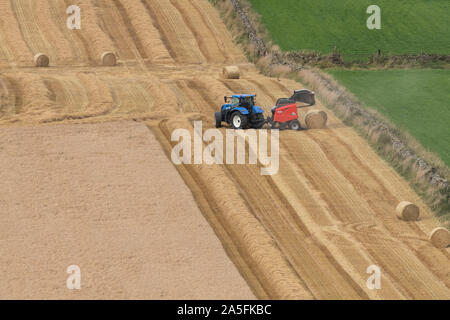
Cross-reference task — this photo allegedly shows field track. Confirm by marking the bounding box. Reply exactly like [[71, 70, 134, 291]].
[[0, 0, 448, 299]]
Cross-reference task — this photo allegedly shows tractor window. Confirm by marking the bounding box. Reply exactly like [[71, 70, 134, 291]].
[[231, 97, 239, 107], [242, 97, 254, 109]]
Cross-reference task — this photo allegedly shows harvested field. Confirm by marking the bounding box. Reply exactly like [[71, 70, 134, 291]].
[[0, 122, 254, 299], [0, 0, 448, 299]]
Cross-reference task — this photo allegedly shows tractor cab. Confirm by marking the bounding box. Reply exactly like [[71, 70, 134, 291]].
[[226, 94, 256, 111]]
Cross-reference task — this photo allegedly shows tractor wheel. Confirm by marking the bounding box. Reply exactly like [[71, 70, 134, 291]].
[[231, 112, 247, 129], [215, 112, 222, 128], [251, 113, 265, 129], [289, 120, 301, 130]]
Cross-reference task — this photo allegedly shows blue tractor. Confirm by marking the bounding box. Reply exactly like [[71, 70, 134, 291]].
[[215, 94, 265, 129]]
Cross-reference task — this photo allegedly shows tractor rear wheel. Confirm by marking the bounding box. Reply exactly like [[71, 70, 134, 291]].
[[251, 113, 265, 129], [231, 112, 247, 129], [215, 112, 222, 128], [289, 120, 301, 130]]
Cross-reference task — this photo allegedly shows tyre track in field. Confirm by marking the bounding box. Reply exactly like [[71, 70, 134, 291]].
[[188, 0, 247, 63], [272, 136, 408, 299], [323, 128, 450, 288], [149, 119, 270, 299], [113, 0, 173, 63], [203, 75, 449, 298], [95, 0, 139, 61], [48, 0, 91, 64], [34, 0, 74, 63], [239, 78, 394, 299], [10, 0, 54, 60], [142, 0, 205, 64], [253, 77, 450, 296], [282, 127, 449, 298], [64, 0, 116, 64], [281, 131, 446, 298], [110, 0, 148, 60], [169, 0, 226, 63], [192, 77, 367, 299], [0, 1, 33, 65], [154, 117, 314, 299]]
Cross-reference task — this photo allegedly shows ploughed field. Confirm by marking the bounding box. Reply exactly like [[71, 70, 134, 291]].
[[0, 121, 254, 299], [0, 0, 448, 299]]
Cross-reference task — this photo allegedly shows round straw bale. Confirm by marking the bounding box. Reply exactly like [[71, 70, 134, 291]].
[[34, 53, 49, 67], [223, 66, 240, 79], [395, 201, 420, 221], [430, 227, 450, 248], [101, 51, 117, 66], [319, 110, 328, 123], [305, 110, 327, 129]]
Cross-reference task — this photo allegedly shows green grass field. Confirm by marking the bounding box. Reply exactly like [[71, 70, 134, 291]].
[[247, 0, 450, 165], [249, 0, 450, 59], [328, 69, 450, 166]]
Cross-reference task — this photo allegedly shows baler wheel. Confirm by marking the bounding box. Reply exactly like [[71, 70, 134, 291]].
[[289, 120, 301, 130]]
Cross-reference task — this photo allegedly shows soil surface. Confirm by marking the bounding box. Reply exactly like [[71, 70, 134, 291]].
[[0, 121, 254, 299]]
